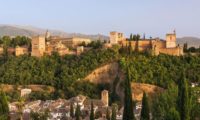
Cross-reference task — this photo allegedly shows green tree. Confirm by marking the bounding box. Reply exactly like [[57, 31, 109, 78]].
[[136, 34, 140, 41], [183, 43, 188, 53], [190, 103, 200, 120], [111, 104, 117, 120], [30, 109, 49, 120], [2, 36, 11, 47], [130, 34, 133, 40], [111, 76, 120, 104], [0, 90, 9, 120], [140, 92, 150, 120], [90, 101, 94, 120], [188, 47, 196, 53], [123, 67, 135, 120], [75, 104, 81, 120], [70, 103, 74, 118], [166, 108, 180, 120], [106, 108, 110, 120], [177, 71, 190, 120], [16, 97, 25, 120]]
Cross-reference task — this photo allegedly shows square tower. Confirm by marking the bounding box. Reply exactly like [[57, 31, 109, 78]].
[[110, 31, 125, 45], [166, 32, 176, 48], [31, 36, 46, 57], [101, 90, 109, 107]]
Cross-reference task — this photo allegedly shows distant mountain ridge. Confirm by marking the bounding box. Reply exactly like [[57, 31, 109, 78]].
[[177, 37, 200, 48], [0, 25, 109, 41], [1, 25, 200, 47]]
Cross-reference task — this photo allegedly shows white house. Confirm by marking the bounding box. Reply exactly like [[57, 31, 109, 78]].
[[21, 88, 32, 97]]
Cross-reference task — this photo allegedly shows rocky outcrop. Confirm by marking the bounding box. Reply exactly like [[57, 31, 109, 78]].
[[1, 84, 54, 93], [131, 83, 164, 101], [84, 62, 124, 84], [84, 62, 164, 102]]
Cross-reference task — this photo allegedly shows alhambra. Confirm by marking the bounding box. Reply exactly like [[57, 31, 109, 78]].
[[0, 31, 183, 57]]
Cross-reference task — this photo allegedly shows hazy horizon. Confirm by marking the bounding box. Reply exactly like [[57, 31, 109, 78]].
[[0, 0, 200, 38]]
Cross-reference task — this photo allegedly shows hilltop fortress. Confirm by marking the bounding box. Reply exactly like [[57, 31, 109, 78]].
[[109, 31, 183, 56], [31, 31, 91, 57], [0, 30, 183, 57]]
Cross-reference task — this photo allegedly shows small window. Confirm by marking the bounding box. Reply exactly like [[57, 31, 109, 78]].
[[170, 36, 172, 40]]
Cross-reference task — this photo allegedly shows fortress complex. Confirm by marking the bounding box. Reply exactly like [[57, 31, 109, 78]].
[[15, 46, 28, 56], [109, 31, 183, 56], [31, 31, 91, 57]]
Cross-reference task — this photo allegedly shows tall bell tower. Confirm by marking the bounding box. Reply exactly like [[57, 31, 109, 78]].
[[45, 30, 51, 41], [166, 30, 176, 48], [101, 90, 109, 107], [110, 31, 125, 45]]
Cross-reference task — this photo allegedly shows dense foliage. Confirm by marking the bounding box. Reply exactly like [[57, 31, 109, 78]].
[[119, 51, 200, 119], [0, 90, 9, 120], [0, 36, 31, 48], [166, 108, 180, 120], [0, 48, 118, 99], [120, 53, 200, 88], [0, 42, 200, 119], [183, 43, 200, 53]]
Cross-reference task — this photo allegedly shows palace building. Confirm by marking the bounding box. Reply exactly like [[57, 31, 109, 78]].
[[31, 31, 91, 57], [15, 46, 28, 56], [110, 31, 126, 44], [110, 31, 183, 56]]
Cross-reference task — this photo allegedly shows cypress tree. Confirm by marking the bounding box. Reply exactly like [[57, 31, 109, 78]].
[[90, 101, 94, 120], [183, 43, 188, 52], [0, 90, 9, 119], [123, 68, 135, 120], [106, 108, 110, 120], [140, 92, 150, 120], [75, 104, 81, 120], [111, 76, 119, 104], [70, 103, 74, 118], [128, 41, 132, 55], [130, 34, 133, 40], [177, 71, 189, 120], [111, 104, 117, 120], [166, 108, 180, 120]]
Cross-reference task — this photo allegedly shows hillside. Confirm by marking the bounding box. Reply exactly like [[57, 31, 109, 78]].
[[131, 83, 164, 101], [0, 25, 109, 41], [1, 84, 54, 93], [84, 62, 124, 84], [84, 62, 164, 102], [177, 37, 200, 48], [0, 25, 37, 36]]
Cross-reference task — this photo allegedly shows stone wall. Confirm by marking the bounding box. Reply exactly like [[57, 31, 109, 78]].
[[152, 40, 166, 49], [121, 39, 183, 56], [122, 40, 156, 52], [138, 40, 153, 51], [155, 47, 183, 56], [15, 46, 28, 56]]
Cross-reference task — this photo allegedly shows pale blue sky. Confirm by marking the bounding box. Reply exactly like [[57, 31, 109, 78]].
[[0, 0, 200, 38]]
